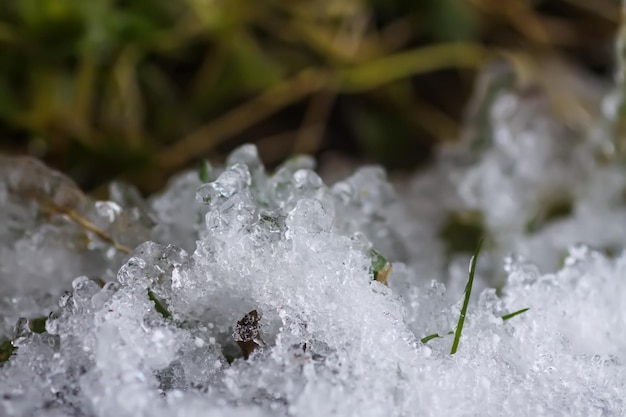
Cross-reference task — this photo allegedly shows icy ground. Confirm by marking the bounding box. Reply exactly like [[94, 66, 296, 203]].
[[1, 62, 626, 417]]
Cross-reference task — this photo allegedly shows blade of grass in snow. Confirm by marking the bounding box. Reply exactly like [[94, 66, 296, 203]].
[[420, 309, 528, 345], [420, 334, 442, 343], [501, 308, 529, 321], [450, 238, 483, 355], [420, 331, 453, 344], [198, 160, 212, 183], [148, 289, 172, 319]]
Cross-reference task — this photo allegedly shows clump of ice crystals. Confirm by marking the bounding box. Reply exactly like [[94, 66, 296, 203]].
[[2, 63, 626, 416]]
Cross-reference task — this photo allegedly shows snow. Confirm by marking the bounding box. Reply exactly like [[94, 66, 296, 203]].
[[1, 61, 626, 416]]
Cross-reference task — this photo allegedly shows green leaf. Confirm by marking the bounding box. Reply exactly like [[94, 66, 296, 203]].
[[368, 249, 392, 285], [148, 289, 172, 319], [450, 238, 483, 355]]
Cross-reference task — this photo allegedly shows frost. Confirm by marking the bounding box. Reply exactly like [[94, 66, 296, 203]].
[[2, 61, 626, 416]]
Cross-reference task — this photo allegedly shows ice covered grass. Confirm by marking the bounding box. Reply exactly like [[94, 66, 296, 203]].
[[1, 58, 626, 416], [0, 137, 625, 416]]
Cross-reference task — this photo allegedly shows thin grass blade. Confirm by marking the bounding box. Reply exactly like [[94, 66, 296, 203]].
[[450, 238, 483, 354], [501, 307, 529, 321]]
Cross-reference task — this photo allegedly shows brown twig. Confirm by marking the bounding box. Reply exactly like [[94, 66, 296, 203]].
[[293, 91, 337, 155], [152, 42, 488, 176], [155, 68, 332, 171], [337, 42, 488, 92], [292, 12, 367, 155], [46, 201, 132, 255], [6, 170, 132, 255]]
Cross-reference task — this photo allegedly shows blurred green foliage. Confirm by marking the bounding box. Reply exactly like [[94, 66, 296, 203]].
[[0, 0, 618, 193]]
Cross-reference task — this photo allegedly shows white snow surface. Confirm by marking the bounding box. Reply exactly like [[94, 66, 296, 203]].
[[1, 72, 626, 417]]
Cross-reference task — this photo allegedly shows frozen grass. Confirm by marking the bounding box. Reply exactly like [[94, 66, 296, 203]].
[[1, 37, 626, 416], [148, 289, 172, 320], [2, 135, 625, 416], [418, 240, 528, 349], [450, 239, 482, 354], [500, 308, 529, 321]]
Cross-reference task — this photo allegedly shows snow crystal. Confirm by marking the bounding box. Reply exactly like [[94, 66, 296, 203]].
[[1, 58, 626, 417]]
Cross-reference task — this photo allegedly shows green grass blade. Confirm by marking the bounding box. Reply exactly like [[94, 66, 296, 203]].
[[198, 160, 212, 183], [148, 289, 172, 319], [420, 330, 453, 344], [501, 307, 529, 321], [420, 333, 443, 343], [421, 306, 527, 346], [450, 238, 483, 355]]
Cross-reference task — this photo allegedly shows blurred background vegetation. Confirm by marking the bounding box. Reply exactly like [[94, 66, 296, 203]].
[[0, 0, 619, 195]]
